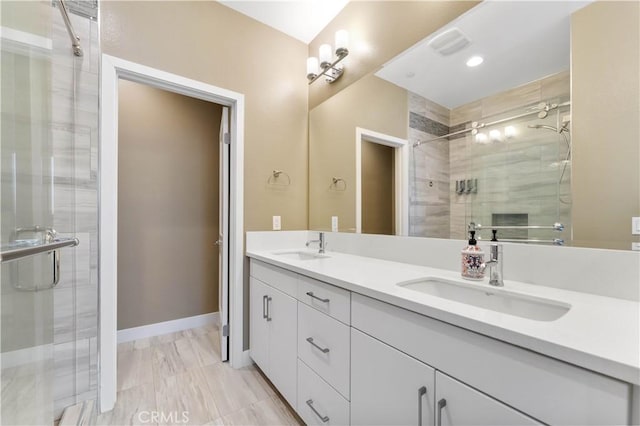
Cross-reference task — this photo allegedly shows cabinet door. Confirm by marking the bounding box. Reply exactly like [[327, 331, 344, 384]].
[[268, 286, 298, 408], [435, 372, 541, 426], [351, 328, 435, 426], [249, 278, 269, 373]]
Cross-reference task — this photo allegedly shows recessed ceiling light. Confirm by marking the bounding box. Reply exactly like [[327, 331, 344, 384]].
[[466, 55, 484, 67]]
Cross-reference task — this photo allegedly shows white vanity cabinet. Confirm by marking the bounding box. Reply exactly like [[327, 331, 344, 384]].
[[351, 328, 435, 426], [435, 372, 540, 426], [249, 258, 633, 426], [351, 293, 631, 426], [248, 272, 297, 407]]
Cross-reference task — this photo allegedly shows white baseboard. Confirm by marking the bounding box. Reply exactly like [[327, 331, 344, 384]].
[[117, 312, 220, 344]]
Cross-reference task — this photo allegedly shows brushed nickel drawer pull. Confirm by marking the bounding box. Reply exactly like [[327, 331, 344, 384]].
[[418, 386, 427, 426], [306, 399, 329, 423], [306, 291, 330, 303], [437, 398, 447, 426], [262, 295, 268, 319], [306, 337, 330, 353], [266, 296, 272, 322]]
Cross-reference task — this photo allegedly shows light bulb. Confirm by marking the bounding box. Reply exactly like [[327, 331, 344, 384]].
[[475, 133, 488, 144], [489, 129, 502, 142], [335, 30, 349, 57], [306, 57, 319, 80], [504, 126, 516, 138], [319, 44, 333, 68]]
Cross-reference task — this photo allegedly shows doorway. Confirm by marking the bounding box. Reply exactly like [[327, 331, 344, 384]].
[[355, 127, 409, 235], [99, 55, 245, 413], [116, 79, 225, 346], [361, 141, 396, 234]]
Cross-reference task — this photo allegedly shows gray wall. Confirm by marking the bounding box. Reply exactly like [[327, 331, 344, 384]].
[[117, 80, 222, 330]]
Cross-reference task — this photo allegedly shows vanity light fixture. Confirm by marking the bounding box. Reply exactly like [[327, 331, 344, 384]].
[[307, 29, 349, 84], [466, 55, 484, 67]]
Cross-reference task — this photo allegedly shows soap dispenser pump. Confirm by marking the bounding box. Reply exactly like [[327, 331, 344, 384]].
[[461, 230, 485, 280]]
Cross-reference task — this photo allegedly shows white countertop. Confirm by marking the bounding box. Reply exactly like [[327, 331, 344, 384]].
[[247, 248, 640, 385]]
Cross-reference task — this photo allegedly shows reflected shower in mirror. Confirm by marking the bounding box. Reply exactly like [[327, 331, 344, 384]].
[[407, 73, 571, 245]]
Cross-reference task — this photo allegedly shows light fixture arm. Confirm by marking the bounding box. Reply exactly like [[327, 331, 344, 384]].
[[308, 50, 349, 85]]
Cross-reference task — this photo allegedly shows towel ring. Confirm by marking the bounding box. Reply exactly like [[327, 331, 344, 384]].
[[268, 170, 291, 186], [330, 177, 347, 191]]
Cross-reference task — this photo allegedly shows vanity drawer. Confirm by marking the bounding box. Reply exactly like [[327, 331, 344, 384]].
[[250, 259, 297, 298], [352, 293, 631, 426], [297, 359, 350, 426], [298, 302, 350, 399], [298, 275, 351, 324]]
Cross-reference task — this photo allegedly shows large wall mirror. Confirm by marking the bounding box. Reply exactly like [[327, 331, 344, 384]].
[[309, 0, 640, 251]]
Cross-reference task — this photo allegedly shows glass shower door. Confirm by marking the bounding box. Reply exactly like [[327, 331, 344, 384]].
[[1, 2, 56, 424]]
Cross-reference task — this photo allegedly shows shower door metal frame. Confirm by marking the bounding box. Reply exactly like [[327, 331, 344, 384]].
[[98, 54, 246, 413]]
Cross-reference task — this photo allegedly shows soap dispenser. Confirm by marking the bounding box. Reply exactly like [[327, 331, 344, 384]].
[[461, 230, 485, 280]]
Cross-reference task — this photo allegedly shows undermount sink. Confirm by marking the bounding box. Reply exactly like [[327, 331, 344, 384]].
[[398, 277, 570, 321], [272, 250, 330, 261]]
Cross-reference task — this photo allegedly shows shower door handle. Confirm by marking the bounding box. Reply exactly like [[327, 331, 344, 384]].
[[2, 227, 79, 291]]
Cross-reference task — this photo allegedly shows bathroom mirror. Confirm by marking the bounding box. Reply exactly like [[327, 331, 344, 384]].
[[308, 0, 640, 251]]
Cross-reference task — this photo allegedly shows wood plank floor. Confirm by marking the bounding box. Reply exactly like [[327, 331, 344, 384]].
[[97, 324, 301, 426]]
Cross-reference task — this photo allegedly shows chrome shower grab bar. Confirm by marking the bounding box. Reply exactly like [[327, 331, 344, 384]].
[[55, 0, 83, 57], [497, 238, 564, 246], [1, 237, 79, 263], [470, 222, 564, 232]]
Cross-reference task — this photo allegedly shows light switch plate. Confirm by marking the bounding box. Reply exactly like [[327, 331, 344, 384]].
[[331, 216, 339, 232], [272, 215, 281, 231], [632, 217, 640, 235], [632, 242, 640, 251]]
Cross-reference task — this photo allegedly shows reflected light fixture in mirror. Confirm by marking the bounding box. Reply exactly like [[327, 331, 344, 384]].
[[307, 29, 349, 84]]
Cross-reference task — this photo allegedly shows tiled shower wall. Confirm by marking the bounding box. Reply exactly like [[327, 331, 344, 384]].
[[409, 71, 571, 244], [408, 97, 451, 238], [51, 9, 99, 416]]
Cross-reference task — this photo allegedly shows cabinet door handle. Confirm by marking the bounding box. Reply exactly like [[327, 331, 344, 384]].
[[417, 386, 427, 426], [306, 337, 330, 353], [306, 399, 329, 423], [306, 291, 330, 303], [266, 297, 272, 322], [262, 295, 268, 319], [437, 398, 447, 426]]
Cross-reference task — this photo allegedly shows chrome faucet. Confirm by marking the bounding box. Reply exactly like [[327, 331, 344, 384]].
[[306, 232, 326, 254], [483, 242, 504, 287]]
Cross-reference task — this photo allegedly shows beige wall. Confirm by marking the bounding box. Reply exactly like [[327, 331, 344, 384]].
[[101, 1, 309, 345], [117, 80, 222, 330], [362, 141, 395, 235], [571, 1, 640, 250], [102, 1, 309, 233], [309, 75, 408, 232], [308, 1, 479, 109]]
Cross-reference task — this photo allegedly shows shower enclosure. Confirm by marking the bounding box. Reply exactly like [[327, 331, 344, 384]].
[[1, 0, 99, 422]]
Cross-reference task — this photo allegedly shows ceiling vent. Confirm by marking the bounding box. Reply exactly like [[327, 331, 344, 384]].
[[428, 28, 470, 56]]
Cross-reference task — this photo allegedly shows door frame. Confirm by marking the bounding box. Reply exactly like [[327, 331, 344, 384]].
[[98, 54, 246, 412], [355, 127, 409, 235]]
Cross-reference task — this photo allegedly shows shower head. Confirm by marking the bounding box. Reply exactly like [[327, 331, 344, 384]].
[[528, 124, 558, 132], [528, 123, 570, 134]]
